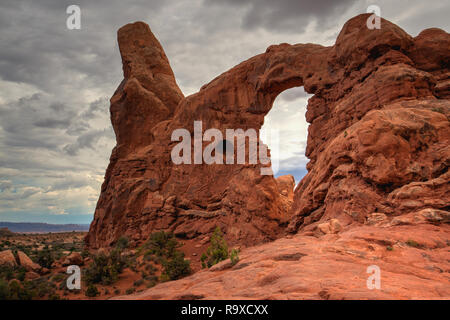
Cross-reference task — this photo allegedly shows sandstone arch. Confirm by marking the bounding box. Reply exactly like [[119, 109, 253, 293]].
[[86, 14, 450, 249]]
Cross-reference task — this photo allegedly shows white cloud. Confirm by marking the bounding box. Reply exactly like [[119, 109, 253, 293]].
[[262, 87, 312, 176]]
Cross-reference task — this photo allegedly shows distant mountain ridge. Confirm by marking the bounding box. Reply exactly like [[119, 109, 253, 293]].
[[0, 222, 90, 233]]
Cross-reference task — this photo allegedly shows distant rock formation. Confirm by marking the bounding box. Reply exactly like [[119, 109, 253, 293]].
[[86, 14, 449, 250], [0, 227, 14, 237], [0, 222, 90, 233]]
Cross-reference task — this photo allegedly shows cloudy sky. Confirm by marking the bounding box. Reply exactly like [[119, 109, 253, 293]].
[[0, 0, 448, 224]]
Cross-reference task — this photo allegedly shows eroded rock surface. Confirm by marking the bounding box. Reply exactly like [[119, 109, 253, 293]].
[[114, 221, 450, 300], [86, 14, 449, 257]]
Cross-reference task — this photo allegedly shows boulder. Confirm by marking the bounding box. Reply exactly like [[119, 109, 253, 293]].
[[276, 175, 295, 200], [0, 250, 17, 267], [366, 213, 388, 225], [316, 219, 342, 235], [62, 252, 84, 266], [17, 251, 41, 272]]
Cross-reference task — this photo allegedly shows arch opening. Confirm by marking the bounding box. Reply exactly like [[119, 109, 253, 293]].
[[260, 86, 313, 186]]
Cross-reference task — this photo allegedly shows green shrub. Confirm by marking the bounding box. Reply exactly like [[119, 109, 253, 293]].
[[133, 279, 144, 287], [49, 293, 60, 300], [36, 248, 54, 268], [230, 248, 240, 266], [145, 264, 157, 275], [16, 268, 26, 282], [0, 279, 9, 299], [115, 236, 129, 250], [144, 274, 158, 283], [141, 231, 180, 258], [0, 265, 14, 281], [84, 248, 127, 285], [406, 239, 421, 248], [143, 251, 155, 262], [125, 287, 135, 295], [81, 249, 90, 259], [25, 277, 54, 298], [85, 284, 99, 297], [431, 107, 445, 114], [51, 273, 66, 283], [1, 279, 34, 300], [201, 227, 229, 268], [161, 251, 191, 281]]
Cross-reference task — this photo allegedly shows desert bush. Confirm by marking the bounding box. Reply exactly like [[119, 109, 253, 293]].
[[81, 249, 90, 259], [143, 251, 155, 262], [0, 279, 34, 300], [85, 284, 99, 297], [84, 248, 127, 285], [115, 236, 129, 250], [36, 248, 54, 268], [51, 273, 65, 283], [431, 107, 445, 114], [161, 251, 191, 281], [16, 268, 26, 282], [145, 263, 157, 275], [140, 231, 180, 258], [0, 279, 9, 299], [0, 265, 15, 281], [201, 227, 229, 268], [133, 279, 144, 287], [144, 274, 158, 283], [24, 277, 54, 298], [135, 231, 191, 282], [230, 248, 240, 266], [0, 265, 27, 283], [48, 293, 60, 300], [406, 239, 421, 248]]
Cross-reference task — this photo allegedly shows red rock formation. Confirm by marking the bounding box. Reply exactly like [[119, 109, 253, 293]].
[[287, 17, 450, 233], [16, 251, 41, 272], [113, 218, 450, 300], [86, 14, 449, 253], [0, 250, 17, 268]]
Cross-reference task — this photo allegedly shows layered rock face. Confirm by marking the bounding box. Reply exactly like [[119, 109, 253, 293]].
[[86, 14, 449, 250], [288, 18, 450, 233]]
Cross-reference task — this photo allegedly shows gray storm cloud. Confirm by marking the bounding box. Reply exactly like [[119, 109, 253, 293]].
[[0, 0, 448, 223]]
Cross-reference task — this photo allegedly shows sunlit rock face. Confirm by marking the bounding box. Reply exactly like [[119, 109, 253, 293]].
[[86, 14, 449, 250]]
